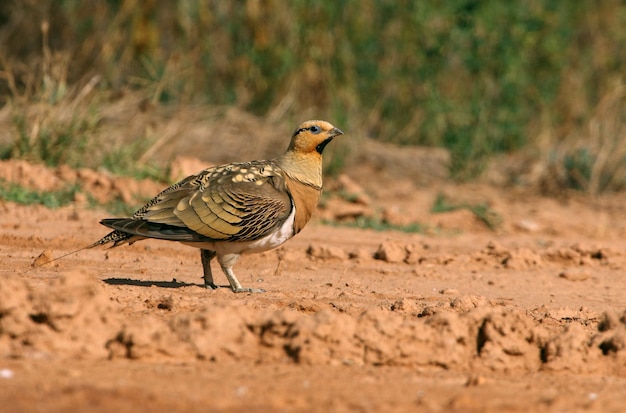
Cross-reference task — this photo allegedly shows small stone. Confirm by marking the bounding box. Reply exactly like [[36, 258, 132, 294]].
[[515, 219, 540, 232], [32, 249, 53, 267], [307, 244, 348, 260], [558, 270, 590, 281], [374, 240, 407, 263], [465, 374, 486, 386], [0, 369, 14, 379]]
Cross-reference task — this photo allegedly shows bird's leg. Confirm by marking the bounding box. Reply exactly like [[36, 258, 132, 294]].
[[200, 249, 219, 289], [217, 253, 265, 293]]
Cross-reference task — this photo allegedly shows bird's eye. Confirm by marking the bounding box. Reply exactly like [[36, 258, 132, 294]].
[[310, 125, 321, 134]]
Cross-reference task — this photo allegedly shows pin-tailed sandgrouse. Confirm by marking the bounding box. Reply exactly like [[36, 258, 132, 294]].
[[90, 120, 344, 292]]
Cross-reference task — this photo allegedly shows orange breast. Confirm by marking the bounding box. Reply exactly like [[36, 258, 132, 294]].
[[283, 177, 321, 234]]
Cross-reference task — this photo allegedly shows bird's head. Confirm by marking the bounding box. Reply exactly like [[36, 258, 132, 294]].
[[287, 120, 344, 155], [278, 120, 344, 189]]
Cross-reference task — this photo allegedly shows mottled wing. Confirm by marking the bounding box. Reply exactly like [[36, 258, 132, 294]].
[[103, 162, 292, 243]]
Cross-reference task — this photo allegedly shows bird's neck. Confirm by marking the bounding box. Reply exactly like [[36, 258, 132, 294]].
[[276, 151, 323, 190]]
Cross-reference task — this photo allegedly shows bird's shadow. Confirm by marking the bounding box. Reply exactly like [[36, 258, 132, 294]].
[[102, 277, 222, 289]]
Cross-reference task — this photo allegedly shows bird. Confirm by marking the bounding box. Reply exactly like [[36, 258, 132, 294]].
[[88, 120, 344, 292]]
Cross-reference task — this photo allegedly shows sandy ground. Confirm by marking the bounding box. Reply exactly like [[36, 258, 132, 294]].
[[2, 158, 626, 412]]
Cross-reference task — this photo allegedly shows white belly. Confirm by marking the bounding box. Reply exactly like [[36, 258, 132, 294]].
[[180, 203, 296, 255], [244, 205, 296, 252]]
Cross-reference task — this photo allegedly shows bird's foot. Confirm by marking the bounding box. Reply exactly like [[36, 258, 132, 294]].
[[203, 283, 265, 293], [232, 287, 266, 293]]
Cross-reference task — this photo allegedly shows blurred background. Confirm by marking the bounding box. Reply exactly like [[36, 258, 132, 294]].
[[0, 0, 625, 194]]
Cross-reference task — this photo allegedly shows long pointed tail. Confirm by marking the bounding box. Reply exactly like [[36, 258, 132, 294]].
[[22, 230, 131, 273]]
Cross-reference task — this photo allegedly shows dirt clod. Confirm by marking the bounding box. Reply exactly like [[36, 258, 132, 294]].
[[32, 249, 53, 267]]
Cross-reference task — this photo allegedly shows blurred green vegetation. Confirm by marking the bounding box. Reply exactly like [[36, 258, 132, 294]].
[[0, 179, 145, 214], [0, 0, 625, 188], [323, 216, 426, 234], [0, 180, 80, 209]]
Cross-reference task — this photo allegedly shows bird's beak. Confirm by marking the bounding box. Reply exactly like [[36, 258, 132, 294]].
[[330, 127, 344, 137]]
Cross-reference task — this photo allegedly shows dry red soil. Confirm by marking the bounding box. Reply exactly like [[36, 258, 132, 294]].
[[1, 158, 626, 412]]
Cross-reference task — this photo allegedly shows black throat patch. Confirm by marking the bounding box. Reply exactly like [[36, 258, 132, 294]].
[[315, 138, 333, 154]]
